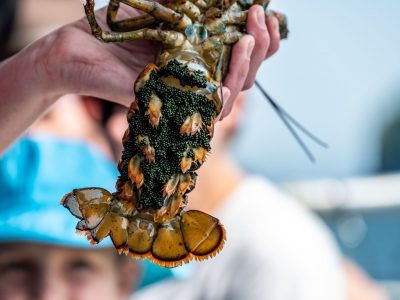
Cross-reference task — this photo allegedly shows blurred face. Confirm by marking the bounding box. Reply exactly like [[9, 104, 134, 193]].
[[0, 244, 136, 300]]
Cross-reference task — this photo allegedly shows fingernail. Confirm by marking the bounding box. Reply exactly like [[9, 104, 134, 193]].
[[222, 87, 230, 100], [217, 108, 225, 121], [246, 39, 255, 59], [257, 6, 267, 29], [217, 88, 230, 121]]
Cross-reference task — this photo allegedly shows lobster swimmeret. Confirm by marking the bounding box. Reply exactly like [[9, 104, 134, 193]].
[[62, 0, 288, 268]]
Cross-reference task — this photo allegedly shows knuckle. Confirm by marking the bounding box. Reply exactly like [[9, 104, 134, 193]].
[[222, 105, 233, 117], [237, 65, 249, 83], [50, 27, 80, 60], [258, 30, 271, 48], [272, 40, 280, 53], [270, 29, 281, 46], [267, 40, 280, 58], [243, 80, 254, 91]]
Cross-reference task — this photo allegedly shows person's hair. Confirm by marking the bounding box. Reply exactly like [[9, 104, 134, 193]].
[[0, 0, 18, 60]]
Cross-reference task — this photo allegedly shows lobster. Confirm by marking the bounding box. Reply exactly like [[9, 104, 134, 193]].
[[62, 0, 288, 268]]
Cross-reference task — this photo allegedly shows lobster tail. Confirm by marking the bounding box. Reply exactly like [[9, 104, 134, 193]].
[[62, 188, 225, 267], [61, 188, 133, 250]]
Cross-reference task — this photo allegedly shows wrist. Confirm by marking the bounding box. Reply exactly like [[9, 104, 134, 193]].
[[28, 33, 66, 105], [0, 36, 64, 152], [1, 38, 64, 109]]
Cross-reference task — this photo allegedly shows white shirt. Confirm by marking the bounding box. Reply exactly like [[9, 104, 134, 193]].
[[134, 177, 346, 300]]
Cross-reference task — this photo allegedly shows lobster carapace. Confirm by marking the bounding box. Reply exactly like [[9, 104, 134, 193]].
[[62, 0, 288, 268]]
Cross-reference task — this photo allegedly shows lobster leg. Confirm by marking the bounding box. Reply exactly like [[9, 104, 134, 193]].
[[167, 1, 201, 21], [107, 0, 159, 31], [107, 0, 159, 32], [223, 10, 248, 25], [269, 10, 289, 39], [119, 0, 192, 29], [211, 2, 288, 39], [221, 32, 243, 44], [188, 0, 207, 10], [221, 8, 288, 40], [84, 0, 185, 47]]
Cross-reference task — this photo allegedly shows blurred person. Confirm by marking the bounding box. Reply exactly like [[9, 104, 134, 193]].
[[133, 94, 390, 300], [0, 0, 281, 153], [0, 0, 173, 293], [0, 95, 138, 300], [0, 244, 136, 300], [0, 3, 390, 300], [133, 93, 347, 300], [6, 0, 84, 53], [92, 89, 390, 299], [3, 100, 388, 300]]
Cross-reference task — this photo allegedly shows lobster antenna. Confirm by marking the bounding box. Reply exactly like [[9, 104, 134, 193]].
[[278, 105, 329, 148], [254, 80, 328, 162], [255, 81, 328, 148], [274, 104, 316, 162]]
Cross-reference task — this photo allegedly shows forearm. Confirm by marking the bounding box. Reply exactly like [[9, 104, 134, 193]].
[[0, 37, 62, 153]]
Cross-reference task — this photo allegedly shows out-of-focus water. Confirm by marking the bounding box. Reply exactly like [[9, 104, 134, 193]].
[[321, 206, 400, 280], [232, 0, 400, 182]]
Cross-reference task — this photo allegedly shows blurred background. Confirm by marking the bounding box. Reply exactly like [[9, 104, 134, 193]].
[[1, 0, 400, 299], [234, 0, 400, 297], [237, 0, 400, 180]]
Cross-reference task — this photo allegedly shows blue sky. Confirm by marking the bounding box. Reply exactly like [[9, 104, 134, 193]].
[[232, 0, 400, 181]]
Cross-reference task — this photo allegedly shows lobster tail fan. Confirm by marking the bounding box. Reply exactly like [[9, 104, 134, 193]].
[[62, 188, 225, 267], [149, 210, 226, 268], [61, 188, 129, 250], [62, 188, 113, 230], [150, 218, 189, 267], [180, 210, 225, 259]]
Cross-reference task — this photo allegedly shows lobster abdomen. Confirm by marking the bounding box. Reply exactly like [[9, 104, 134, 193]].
[[62, 59, 226, 268], [118, 59, 218, 210]]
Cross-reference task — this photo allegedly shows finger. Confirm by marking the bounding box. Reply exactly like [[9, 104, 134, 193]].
[[216, 87, 231, 121], [242, 5, 270, 90], [221, 35, 254, 119], [266, 15, 280, 58]]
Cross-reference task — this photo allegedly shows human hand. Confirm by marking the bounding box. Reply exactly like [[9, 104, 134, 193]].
[[36, 5, 158, 107], [39, 3, 279, 111], [0, 1, 281, 153], [220, 5, 281, 119], [16, 2, 281, 125]]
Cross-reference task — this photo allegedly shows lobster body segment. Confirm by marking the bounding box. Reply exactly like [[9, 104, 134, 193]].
[[62, 0, 287, 267]]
